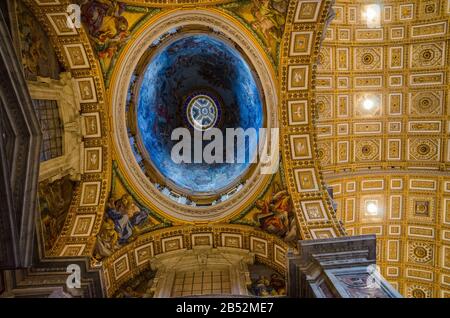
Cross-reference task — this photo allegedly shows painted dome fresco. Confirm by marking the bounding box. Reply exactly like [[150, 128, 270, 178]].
[[135, 34, 264, 195]]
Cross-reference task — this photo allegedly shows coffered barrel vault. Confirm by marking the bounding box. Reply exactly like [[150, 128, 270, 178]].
[[316, 0, 450, 297]]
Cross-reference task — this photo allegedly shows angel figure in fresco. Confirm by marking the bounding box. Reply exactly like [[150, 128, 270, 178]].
[[250, 0, 288, 46], [254, 189, 298, 242], [79, 0, 130, 66]]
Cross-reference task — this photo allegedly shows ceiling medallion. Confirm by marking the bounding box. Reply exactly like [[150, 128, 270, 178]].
[[185, 92, 220, 131]]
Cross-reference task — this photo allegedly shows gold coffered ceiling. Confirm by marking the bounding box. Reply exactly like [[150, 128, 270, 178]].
[[316, 0, 450, 297]]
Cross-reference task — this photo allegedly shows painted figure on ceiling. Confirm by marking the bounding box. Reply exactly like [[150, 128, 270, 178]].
[[38, 177, 75, 252], [79, 0, 130, 67], [250, 0, 288, 48], [106, 194, 148, 244], [248, 264, 286, 297], [254, 188, 298, 242]]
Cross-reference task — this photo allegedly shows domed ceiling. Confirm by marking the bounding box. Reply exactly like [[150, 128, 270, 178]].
[[135, 34, 263, 195]]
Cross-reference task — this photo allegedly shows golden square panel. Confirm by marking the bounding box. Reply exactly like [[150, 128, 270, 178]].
[[337, 141, 350, 163], [348, 6, 357, 23], [390, 27, 405, 40], [354, 76, 382, 88], [388, 122, 402, 134], [389, 75, 403, 87], [354, 139, 381, 162], [384, 6, 392, 22], [274, 245, 286, 268], [353, 123, 382, 135], [290, 135, 312, 160], [289, 32, 314, 56], [346, 181, 356, 193], [301, 200, 328, 222], [113, 254, 130, 280], [288, 100, 308, 125], [63, 44, 90, 69], [134, 242, 154, 266], [294, 0, 322, 22], [344, 198, 355, 223], [161, 236, 183, 253], [70, 214, 96, 237], [389, 47, 404, 69], [192, 233, 213, 247], [333, 5, 344, 23], [409, 179, 437, 191], [408, 226, 435, 239], [408, 241, 434, 265], [387, 240, 400, 262], [288, 66, 309, 91], [388, 93, 403, 115], [46, 13, 78, 36], [82, 112, 102, 138], [60, 244, 85, 257], [443, 246, 450, 270], [294, 168, 319, 193], [444, 199, 450, 225], [310, 228, 336, 239], [408, 197, 435, 222], [76, 78, 97, 103], [337, 95, 349, 117], [390, 178, 403, 190], [389, 195, 403, 220], [336, 48, 349, 70], [354, 47, 383, 71], [406, 268, 433, 282], [410, 42, 445, 69], [361, 179, 384, 191], [84, 147, 103, 173], [338, 28, 351, 41], [354, 29, 383, 41], [388, 225, 401, 236], [316, 76, 332, 89], [408, 121, 441, 133], [360, 225, 383, 235], [407, 138, 440, 162], [410, 72, 444, 87], [399, 4, 414, 20], [386, 266, 399, 277], [337, 123, 348, 136], [387, 139, 402, 161], [316, 124, 332, 137], [250, 237, 268, 258], [80, 181, 101, 207], [221, 233, 242, 249], [337, 77, 349, 89], [411, 22, 447, 38], [316, 141, 333, 166], [34, 0, 60, 4]]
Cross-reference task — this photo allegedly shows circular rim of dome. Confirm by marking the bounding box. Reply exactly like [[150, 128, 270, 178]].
[[109, 9, 278, 223], [133, 32, 264, 197]]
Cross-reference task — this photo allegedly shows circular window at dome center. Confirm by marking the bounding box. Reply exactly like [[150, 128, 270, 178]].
[[186, 93, 220, 131]]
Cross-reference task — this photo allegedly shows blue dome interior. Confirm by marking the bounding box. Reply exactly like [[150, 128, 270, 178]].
[[136, 34, 263, 194]]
